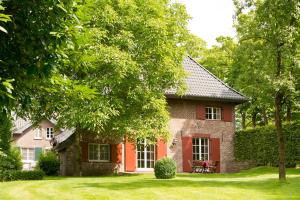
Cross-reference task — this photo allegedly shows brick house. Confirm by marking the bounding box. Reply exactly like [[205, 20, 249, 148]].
[[53, 57, 247, 175], [12, 118, 57, 170]]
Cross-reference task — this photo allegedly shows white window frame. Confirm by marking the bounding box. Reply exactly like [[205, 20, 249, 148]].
[[205, 107, 221, 120], [34, 128, 42, 139], [136, 139, 156, 170], [88, 143, 110, 162], [192, 138, 209, 161], [21, 148, 35, 162], [46, 127, 54, 140]]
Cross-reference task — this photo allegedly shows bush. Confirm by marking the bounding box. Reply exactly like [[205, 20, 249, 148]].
[[0, 170, 44, 181], [235, 122, 300, 167], [37, 151, 60, 175], [154, 157, 176, 179], [0, 147, 22, 171]]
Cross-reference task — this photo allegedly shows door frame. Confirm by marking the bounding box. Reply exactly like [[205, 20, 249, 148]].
[[136, 139, 156, 171]]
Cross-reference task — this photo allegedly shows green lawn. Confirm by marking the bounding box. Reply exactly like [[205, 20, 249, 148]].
[[0, 167, 299, 200]]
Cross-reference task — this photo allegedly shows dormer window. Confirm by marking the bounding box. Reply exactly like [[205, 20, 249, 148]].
[[205, 107, 221, 120], [46, 127, 54, 139], [34, 128, 42, 139]]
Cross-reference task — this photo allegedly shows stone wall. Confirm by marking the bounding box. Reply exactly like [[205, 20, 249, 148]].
[[167, 99, 236, 173]]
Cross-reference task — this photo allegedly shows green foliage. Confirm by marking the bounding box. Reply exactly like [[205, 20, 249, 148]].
[[235, 123, 300, 167], [0, 111, 12, 153], [1, 0, 191, 142], [200, 36, 237, 82], [0, 147, 22, 171], [154, 157, 176, 179], [37, 0, 191, 141], [0, 170, 44, 181], [37, 151, 60, 176]]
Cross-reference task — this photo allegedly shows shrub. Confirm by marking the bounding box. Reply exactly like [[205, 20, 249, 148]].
[[0, 147, 22, 171], [37, 151, 60, 175], [154, 157, 176, 179], [0, 170, 44, 181], [235, 122, 300, 167]]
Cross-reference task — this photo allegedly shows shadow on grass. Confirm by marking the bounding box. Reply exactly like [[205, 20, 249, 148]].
[[72, 168, 300, 198], [73, 176, 300, 198], [45, 172, 141, 180]]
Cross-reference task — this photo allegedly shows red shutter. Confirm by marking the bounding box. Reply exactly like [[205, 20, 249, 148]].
[[156, 139, 167, 160], [210, 138, 220, 173], [111, 144, 122, 164], [222, 105, 233, 122], [125, 140, 136, 172], [181, 136, 193, 172], [81, 142, 88, 162], [196, 104, 205, 120]]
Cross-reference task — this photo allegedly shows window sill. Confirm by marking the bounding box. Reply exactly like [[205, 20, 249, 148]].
[[34, 137, 42, 140], [88, 160, 110, 163]]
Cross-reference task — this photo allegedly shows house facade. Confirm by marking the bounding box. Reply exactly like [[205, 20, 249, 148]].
[[13, 118, 57, 170], [53, 57, 247, 175]]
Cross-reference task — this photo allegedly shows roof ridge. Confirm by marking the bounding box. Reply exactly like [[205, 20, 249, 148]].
[[187, 56, 247, 100]]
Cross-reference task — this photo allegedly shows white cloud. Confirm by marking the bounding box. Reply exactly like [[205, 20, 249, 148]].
[[177, 0, 236, 46]]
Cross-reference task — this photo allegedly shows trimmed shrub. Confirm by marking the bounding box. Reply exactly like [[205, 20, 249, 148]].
[[0, 170, 44, 181], [37, 151, 60, 175], [235, 122, 300, 167], [154, 157, 176, 179]]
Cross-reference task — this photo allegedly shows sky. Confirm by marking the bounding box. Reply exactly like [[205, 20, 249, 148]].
[[177, 0, 236, 46]]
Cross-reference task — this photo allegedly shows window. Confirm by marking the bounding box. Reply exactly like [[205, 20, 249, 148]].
[[88, 144, 110, 161], [46, 127, 54, 139], [21, 148, 34, 161], [137, 139, 155, 169], [34, 128, 41, 139], [205, 107, 221, 120], [192, 138, 209, 161]]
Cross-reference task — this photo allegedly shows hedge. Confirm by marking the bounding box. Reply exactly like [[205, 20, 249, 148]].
[[0, 170, 44, 181], [234, 122, 300, 167]]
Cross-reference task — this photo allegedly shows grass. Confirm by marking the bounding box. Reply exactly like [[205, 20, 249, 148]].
[[0, 167, 299, 200]]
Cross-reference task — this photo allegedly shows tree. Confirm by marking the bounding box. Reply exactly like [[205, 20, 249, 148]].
[[233, 0, 300, 180], [200, 36, 237, 81], [47, 0, 190, 141], [1, 0, 191, 142]]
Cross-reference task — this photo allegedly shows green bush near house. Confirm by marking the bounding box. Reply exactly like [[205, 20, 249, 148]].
[[37, 151, 60, 175], [235, 122, 300, 167], [0, 147, 22, 171], [154, 157, 176, 179]]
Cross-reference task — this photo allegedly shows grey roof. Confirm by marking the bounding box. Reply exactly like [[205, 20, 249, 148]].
[[13, 117, 32, 134], [166, 57, 247, 103], [13, 117, 59, 134], [54, 128, 76, 144]]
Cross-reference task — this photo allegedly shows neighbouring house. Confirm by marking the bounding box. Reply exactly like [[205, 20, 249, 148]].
[[12, 118, 58, 170], [52, 56, 247, 175]]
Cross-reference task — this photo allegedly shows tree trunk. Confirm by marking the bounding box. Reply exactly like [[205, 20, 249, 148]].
[[262, 108, 268, 125], [275, 48, 286, 181], [286, 102, 292, 122], [241, 111, 246, 129], [275, 92, 286, 181], [251, 112, 257, 128]]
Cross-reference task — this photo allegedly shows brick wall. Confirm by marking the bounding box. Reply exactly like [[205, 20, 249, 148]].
[[167, 99, 236, 173]]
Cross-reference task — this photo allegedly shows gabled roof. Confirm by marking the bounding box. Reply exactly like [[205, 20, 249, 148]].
[[13, 118, 58, 134], [166, 57, 247, 103], [54, 128, 76, 144]]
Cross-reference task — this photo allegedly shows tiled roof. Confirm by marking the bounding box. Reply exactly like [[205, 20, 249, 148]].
[[54, 128, 76, 144], [166, 57, 247, 103]]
